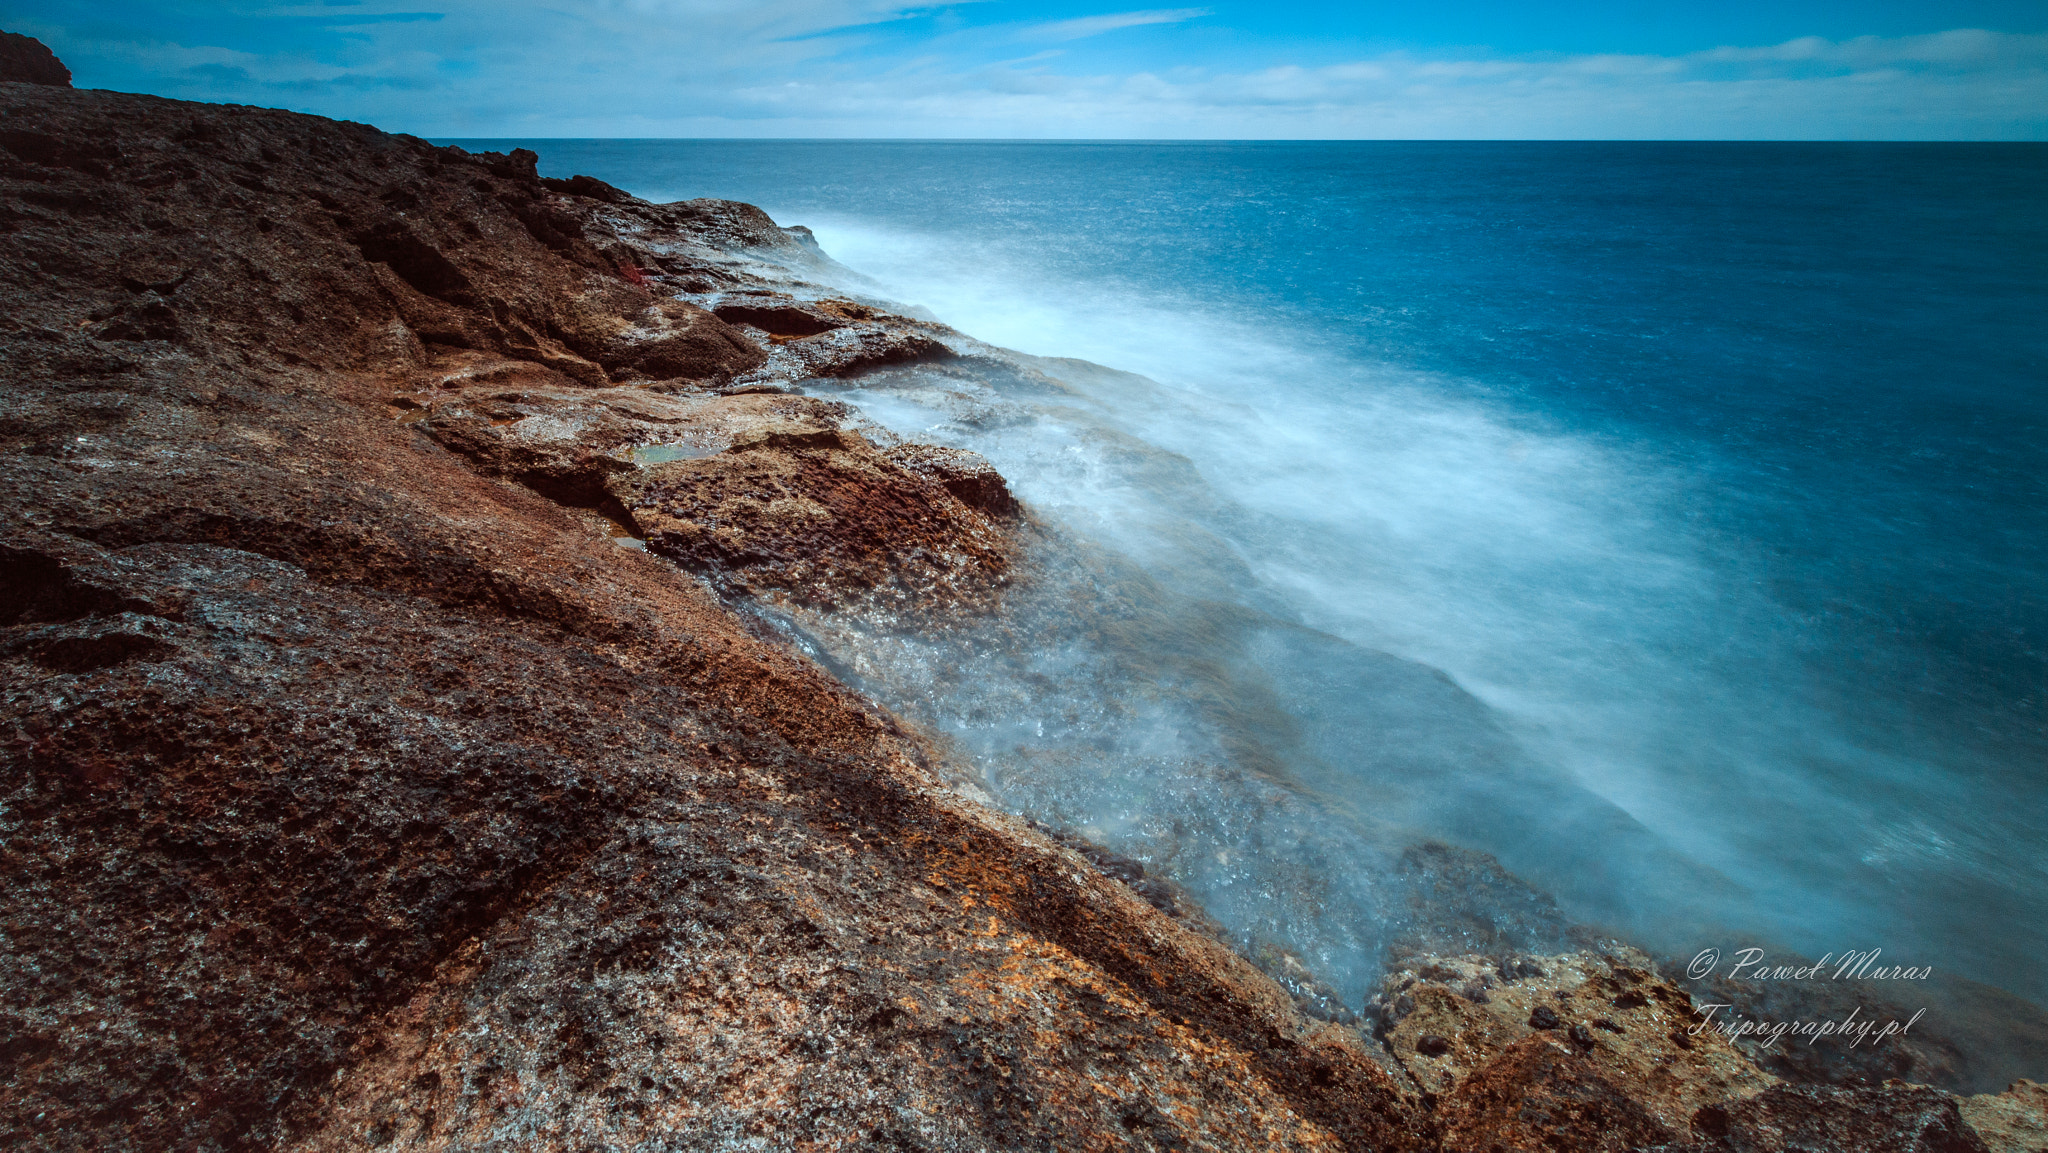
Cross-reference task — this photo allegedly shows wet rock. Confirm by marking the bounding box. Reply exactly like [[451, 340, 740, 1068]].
[[1385, 840, 1579, 962], [1031, 822, 1185, 917], [1248, 942, 1360, 1026], [541, 173, 631, 203], [713, 299, 847, 336], [1439, 1035, 1681, 1153], [608, 428, 1015, 613], [1960, 1080, 2048, 1153], [1673, 1082, 1991, 1153], [1670, 950, 1974, 1091], [595, 297, 766, 384], [1374, 948, 1776, 1130], [1, 78, 1430, 1153], [886, 443, 1023, 518], [731, 317, 957, 386]]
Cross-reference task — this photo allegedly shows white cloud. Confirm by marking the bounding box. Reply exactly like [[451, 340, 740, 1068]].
[[766, 29, 2046, 140], [1695, 27, 2034, 68], [33, 6, 2048, 139], [1026, 8, 1209, 42]]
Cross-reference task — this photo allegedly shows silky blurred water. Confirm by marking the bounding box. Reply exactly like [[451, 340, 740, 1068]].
[[460, 139, 2048, 1012]]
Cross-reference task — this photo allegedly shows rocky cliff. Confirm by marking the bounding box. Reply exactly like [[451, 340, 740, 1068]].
[[2, 40, 2041, 1153]]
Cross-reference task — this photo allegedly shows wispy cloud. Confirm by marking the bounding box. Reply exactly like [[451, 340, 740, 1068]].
[[1027, 8, 1207, 42], [744, 28, 2047, 139], [703, 28, 2048, 139], [11, 3, 2045, 139]]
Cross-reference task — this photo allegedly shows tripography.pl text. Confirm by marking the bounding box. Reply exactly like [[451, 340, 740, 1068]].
[[1691, 1003, 1927, 1049]]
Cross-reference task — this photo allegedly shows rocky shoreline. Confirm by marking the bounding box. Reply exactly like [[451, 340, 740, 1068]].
[[3, 40, 2043, 1152]]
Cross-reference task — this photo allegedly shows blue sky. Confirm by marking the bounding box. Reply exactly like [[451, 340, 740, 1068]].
[[5, 1, 2045, 138]]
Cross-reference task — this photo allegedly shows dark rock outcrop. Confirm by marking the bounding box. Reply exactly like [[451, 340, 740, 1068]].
[[1672, 1083, 1991, 1153], [714, 298, 847, 335], [0, 31, 69, 86], [596, 297, 767, 382]]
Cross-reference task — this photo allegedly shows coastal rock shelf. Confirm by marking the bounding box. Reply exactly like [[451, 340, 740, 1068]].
[[0, 71, 1414, 1153], [3, 45, 2042, 1153]]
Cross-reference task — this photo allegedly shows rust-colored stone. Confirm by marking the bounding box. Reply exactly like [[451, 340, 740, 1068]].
[[1373, 948, 1775, 1132], [1437, 1035, 1680, 1152], [0, 71, 1423, 1153]]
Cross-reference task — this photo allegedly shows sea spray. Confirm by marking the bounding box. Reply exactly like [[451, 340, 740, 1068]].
[[505, 139, 2048, 1014]]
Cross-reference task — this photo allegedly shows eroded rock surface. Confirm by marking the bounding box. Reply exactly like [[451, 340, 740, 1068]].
[[2, 50, 2034, 1153], [1362, 944, 2034, 1151], [1670, 1082, 1991, 1153], [1371, 949, 1774, 1129], [1961, 1080, 2048, 1153], [609, 428, 1015, 614], [1, 65, 1424, 1153]]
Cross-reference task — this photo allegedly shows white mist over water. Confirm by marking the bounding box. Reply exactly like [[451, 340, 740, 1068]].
[[790, 213, 1971, 970]]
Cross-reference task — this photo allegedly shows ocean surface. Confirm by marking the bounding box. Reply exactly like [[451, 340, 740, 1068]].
[[454, 140, 2048, 1023]]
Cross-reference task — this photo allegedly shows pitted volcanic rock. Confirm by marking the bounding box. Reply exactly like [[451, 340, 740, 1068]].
[[4, 43, 2031, 1153], [609, 427, 1015, 612], [0, 67, 1425, 1153]]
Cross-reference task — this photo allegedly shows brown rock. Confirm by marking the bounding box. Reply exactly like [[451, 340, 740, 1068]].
[[2, 79, 1427, 1153], [1438, 1034, 1681, 1152], [597, 297, 767, 383], [1252, 941, 1363, 1025], [1961, 1080, 2048, 1153], [0, 30, 69, 86], [1375, 949, 1776, 1131], [0, 77, 769, 394], [1679, 1082, 1990, 1153], [714, 298, 848, 336], [408, 376, 883, 513], [1384, 980, 1530, 1093], [662, 197, 812, 252], [609, 427, 1015, 612], [1671, 950, 1971, 1090], [746, 320, 955, 383], [886, 442, 1023, 518], [541, 172, 631, 203]]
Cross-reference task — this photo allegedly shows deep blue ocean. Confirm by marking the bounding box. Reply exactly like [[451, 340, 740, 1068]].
[[457, 140, 2048, 1012]]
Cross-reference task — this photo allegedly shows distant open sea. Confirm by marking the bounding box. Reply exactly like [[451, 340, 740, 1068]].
[[451, 140, 2048, 1011]]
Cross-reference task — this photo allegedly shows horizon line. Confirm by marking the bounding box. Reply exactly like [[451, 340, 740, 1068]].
[[429, 136, 2048, 145]]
